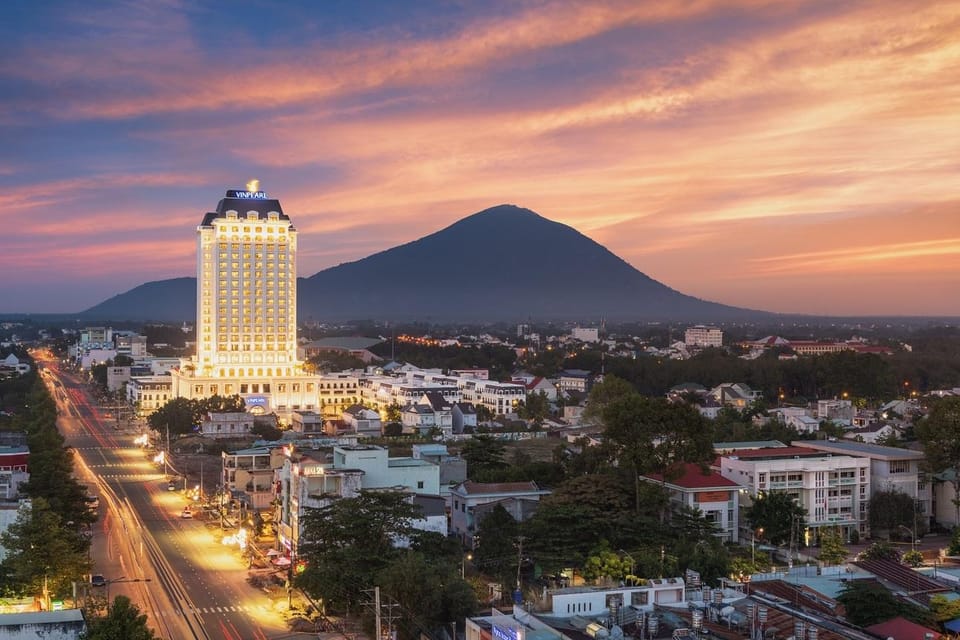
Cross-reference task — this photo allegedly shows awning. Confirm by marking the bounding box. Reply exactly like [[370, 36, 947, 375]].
[[943, 618, 960, 633]]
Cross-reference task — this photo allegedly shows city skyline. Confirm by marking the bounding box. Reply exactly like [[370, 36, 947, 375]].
[[1, 1, 959, 316]]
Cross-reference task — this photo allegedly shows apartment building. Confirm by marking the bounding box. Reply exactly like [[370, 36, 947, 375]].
[[644, 463, 742, 543], [797, 440, 930, 530], [720, 446, 871, 541], [684, 325, 723, 348]]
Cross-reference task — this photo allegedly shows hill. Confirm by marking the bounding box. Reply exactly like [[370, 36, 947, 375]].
[[81, 204, 766, 322]]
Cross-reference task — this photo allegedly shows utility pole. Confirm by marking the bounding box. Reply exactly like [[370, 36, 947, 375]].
[[375, 586, 382, 640], [516, 536, 525, 590]]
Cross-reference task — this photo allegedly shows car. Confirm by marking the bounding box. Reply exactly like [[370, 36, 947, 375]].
[[167, 481, 177, 491], [91, 575, 107, 588], [181, 507, 193, 519]]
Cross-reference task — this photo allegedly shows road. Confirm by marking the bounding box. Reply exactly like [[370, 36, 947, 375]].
[[35, 350, 289, 640]]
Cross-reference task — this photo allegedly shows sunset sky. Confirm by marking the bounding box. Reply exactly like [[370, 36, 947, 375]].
[[2, 1, 959, 316]]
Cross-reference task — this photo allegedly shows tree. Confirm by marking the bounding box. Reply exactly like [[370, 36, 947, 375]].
[[460, 435, 507, 478], [0, 498, 92, 599], [817, 526, 847, 566], [297, 491, 422, 612], [376, 552, 477, 640], [868, 489, 922, 538], [582, 375, 634, 424], [83, 595, 160, 640], [859, 541, 901, 562], [518, 391, 550, 426], [837, 580, 932, 627], [383, 422, 403, 437], [582, 543, 633, 584], [916, 397, 960, 523], [745, 492, 806, 547], [472, 504, 519, 594], [148, 397, 196, 436], [601, 393, 714, 514]]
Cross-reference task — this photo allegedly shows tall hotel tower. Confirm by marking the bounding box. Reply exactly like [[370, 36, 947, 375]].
[[171, 183, 320, 418]]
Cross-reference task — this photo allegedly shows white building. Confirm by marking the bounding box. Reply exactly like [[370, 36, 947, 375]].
[[459, 379, 526, 416], [275, 444, 441, 554], [720, 445, 871, 541], [170, 185, 321, 421], [316, 372, 361, 419], [448, 480, 551, 546], [571, 327, 600, 343], [797, 440, 930, 530], [643, 463, 742, 542], [200, 412, 254, 439], [222, 446, 278, 510], [685, 325, 723, 348], [126, 375, 173, 416], [341, 405, 382, 437]]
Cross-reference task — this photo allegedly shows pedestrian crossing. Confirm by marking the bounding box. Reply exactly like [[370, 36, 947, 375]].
[[156, 604, 267, 616]]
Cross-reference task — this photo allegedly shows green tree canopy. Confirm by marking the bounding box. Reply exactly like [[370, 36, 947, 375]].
[[297, 491, 422, 612], [837, 580, 932, 627], [601, 393, 714, 513], [83, 595, 160, 640], [472, 504, 519, 593], [744, 492, 806, 547], [460, 435, 507, 478], [868, 489, 922, 537], [0, 497, 92, 599], [817, 526, 847, 566]]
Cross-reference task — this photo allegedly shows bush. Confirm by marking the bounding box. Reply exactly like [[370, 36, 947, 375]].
[[902, 550, 924, 567], [859, 541, 901, 562], [849, 529, 860, 544]]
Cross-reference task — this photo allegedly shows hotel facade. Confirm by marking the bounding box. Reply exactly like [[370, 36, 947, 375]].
[[170, 186, 321, 420]]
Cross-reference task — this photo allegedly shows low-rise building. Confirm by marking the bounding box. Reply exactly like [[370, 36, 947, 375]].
[[643, 463, 742, 542], [275, 443, 442, 555], [200, 412, 254, 439], [289, 410, 324, 436], [449, 480, 551, 547], [127, 375, 173, 416], [222, 446, 279, 510], [341, 405, 382, 437], [720, 445, 871, 541], [797, 440, 930, 530]]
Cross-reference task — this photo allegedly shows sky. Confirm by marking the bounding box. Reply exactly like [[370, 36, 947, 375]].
[[1, 0, 959, 317]]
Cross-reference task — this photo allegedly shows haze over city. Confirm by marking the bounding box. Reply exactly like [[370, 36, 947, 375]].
[[2, 1, 959, 316]]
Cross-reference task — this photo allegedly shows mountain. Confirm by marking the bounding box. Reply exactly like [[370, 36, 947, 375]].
[[81, 205, 767, 322]]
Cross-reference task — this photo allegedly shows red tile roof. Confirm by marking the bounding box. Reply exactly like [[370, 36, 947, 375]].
[[865, 616, 943, 640], [646, 462, 741, 488]]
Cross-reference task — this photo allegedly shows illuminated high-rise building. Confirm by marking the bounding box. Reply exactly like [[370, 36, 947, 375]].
[[171, 183, 320, 417]]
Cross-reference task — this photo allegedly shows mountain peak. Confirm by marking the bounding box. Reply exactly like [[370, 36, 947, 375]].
[[82, 204, 764, 322]]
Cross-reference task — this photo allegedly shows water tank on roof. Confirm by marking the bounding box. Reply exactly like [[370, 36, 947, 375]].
[[585, 623, 609, 640]]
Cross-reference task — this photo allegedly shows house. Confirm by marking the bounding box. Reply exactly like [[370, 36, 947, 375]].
[[452, 402, 477, 433], [513, 376, 557, 402], [0, 353, 30, 377], [842, 423, 899, 444], [412, 444, 466, 488], [199, 412, 254, 439], [556, 369, 594, 396], [643, 463, 742, 542], [448, 481, 551, 547], [221, 446, 281, 510], [0, 609, 86, 638], [341, 405, 382, 437], [289, 410, 324, 436], [709, 383, 762, 409]]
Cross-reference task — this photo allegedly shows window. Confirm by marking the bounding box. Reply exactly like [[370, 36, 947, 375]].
[[417, 481, 424, 489], [889, 461, 910, 474]]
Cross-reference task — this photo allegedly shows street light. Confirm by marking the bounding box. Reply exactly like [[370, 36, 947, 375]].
[[461, 553, 472, 578]]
